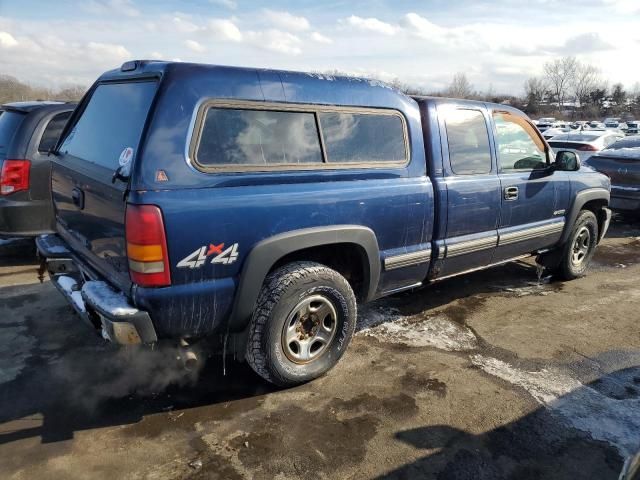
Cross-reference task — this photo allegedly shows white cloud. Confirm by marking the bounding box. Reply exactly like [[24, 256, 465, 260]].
[[603, 0, 640, 13], [263, 9, 310, 32], [149, 51, 163, 59], [247, 29, 302, 55], [0, 31, 18, 48], [210, 0, 237, 9], [86, 41, 131, 61], [401, 12, 447, 38], [310, 31, 332, 44], [344, 15, 396, 36], [82, 0, 140, 17], [207, 18, 243, 42], [184, 39, 206, 53], [172, 14, 200, 34], [557, 32, 613, 53]]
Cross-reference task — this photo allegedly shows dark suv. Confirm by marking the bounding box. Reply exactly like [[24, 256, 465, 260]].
[[0, 101, 75, 237]]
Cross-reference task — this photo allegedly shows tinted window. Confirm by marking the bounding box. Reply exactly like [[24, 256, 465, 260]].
[[197, 108, 322, 167], [59, 81, 156, 170], [444, 109, 492, 175], [0, 110, 26, 159], [319, 112, 405, 163], [493, 112, 547, 171], [38, 111, 71, 153]]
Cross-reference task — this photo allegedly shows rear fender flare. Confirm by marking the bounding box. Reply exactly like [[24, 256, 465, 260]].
[[227, 225, 380, 332]]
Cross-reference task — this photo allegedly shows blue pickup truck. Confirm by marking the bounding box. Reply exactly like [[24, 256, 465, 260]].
[[37, 61, 611, 386]]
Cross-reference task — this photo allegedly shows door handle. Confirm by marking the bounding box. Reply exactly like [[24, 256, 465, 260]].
[[504, 186, 519, 201], [71, 187, 85, 209]]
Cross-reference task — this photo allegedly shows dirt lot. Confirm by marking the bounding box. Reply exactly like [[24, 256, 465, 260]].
[[1, 218, 639, 480]]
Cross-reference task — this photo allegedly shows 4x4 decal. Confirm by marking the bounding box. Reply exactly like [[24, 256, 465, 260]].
[[177, 243, 239, 269]]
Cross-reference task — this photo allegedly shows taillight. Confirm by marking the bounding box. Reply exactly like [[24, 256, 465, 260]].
[[125, 204, 171, 287], [0, 160, 30, 195], [577, 144, 598, 151]]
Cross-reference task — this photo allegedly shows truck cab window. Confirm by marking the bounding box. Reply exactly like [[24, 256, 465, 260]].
[[493, 112, 547, 171], [444, 109, 492, 175]]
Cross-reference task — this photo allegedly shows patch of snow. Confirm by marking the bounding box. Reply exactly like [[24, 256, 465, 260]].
[[612, 185, 640, 192], [471, 354, 640, 456], [48, 245, 69, 254], [82, 281, 138, 316], [57, 276, 77, 293], [360, 313, 478, 351], [599, 147, 640, 159]]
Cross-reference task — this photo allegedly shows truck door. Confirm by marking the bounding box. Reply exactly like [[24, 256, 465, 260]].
[[491, 110, 569, 262], [431, 104, 501, 278]]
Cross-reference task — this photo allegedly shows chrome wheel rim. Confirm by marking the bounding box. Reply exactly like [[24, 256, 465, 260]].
[[571, 226, 591, 266], [282, 295, 337, 364]]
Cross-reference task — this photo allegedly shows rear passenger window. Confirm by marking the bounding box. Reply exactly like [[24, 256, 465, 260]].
[[196, 109, 323, 167], [444, 109, 492, 175], [493, 112, 547, 171], [38, 111, 71, 153], [319, 112, 405, 163]]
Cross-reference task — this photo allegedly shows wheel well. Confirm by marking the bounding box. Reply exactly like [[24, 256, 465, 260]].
[[581, 199, 608, 238], [270, 243, 369, 301]]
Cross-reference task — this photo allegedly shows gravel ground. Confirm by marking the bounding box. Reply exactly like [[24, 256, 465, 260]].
[[0, 217, 639, 479]]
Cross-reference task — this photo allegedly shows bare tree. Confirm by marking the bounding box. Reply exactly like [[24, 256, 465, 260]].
[[447, 72, 474, 99], [0, 74, 86, 104], [543, 56, 578, 109], [573, 63, 601, 109]]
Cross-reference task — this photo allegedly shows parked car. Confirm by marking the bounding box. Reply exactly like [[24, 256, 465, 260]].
[[36, 61, 611, 386], [536, 117, 556, 132], [542, 127, 572, 140], [626, 121, 639, 135], [547, 130, 624, 162], [0, 101, 75, 237], [590, 121, 606, 129], [585, 136, 640, 212]]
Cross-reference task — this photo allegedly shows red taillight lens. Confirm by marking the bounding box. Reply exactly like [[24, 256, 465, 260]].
[[125, 204, 171, 287], [577, 144, 598, 151], [0, 160, 30, 195]]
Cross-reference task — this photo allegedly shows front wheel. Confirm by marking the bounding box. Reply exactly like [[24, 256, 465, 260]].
[[557, 210, 599, 280], [245, 261, 357, 386]]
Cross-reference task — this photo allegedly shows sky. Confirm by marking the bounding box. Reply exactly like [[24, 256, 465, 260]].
[[1, 0, 639, 95]]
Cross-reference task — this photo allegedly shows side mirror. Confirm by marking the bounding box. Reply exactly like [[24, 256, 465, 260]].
[[554, 150, 581, 171]]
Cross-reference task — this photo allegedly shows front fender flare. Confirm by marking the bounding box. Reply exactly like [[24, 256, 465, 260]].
[[227, 225, 380, 332], [560, 187, 610, 244]]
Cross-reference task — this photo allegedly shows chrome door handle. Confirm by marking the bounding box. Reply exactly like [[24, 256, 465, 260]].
[[504, 186, 519, 201]]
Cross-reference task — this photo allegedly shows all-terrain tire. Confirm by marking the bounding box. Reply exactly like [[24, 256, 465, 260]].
[[557, 210, 599, 280], [245, 261, 357, 387]]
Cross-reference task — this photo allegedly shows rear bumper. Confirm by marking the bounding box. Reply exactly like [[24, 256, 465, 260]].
[[36, 233, 236, 341], [37, 234, 158, 344], [0, 196, 54, 237]]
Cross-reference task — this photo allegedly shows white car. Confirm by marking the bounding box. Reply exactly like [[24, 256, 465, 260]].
[[547, 130, 625, 162], [542, 127, 572, 140]]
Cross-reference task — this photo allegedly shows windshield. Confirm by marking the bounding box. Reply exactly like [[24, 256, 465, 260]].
[[59, 81, 157, 171], [607, 137, 640, 150], [0, 110, 26, 159]]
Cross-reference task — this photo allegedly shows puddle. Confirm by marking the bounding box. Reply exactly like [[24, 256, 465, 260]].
[[489, 272, 565, 298], [472, 354, 640, 456]]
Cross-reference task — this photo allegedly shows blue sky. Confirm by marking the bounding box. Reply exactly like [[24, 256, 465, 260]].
[[1, 0, 639, 94]]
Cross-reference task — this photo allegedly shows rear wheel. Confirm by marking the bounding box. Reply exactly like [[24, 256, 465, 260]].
[[557, 210, 598, 280], [246, 261, 357, 386]]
